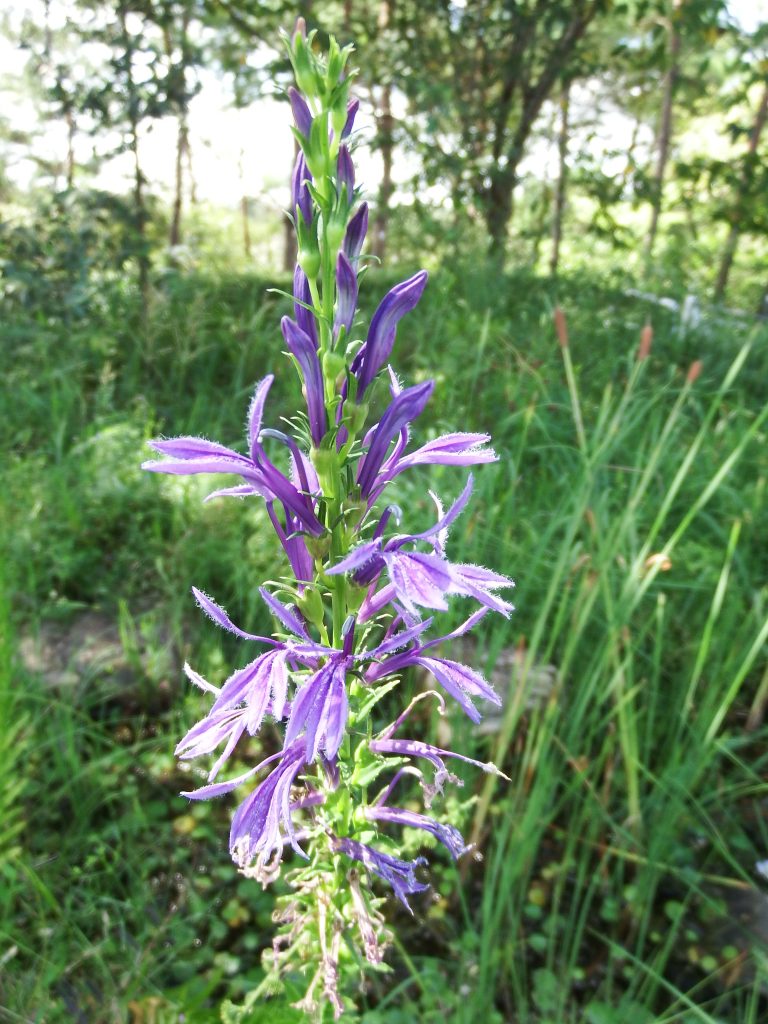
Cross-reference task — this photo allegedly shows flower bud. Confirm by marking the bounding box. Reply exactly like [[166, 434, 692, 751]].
[[288, 86, 312, 138], [297, 586, 325, 630], [311, 447, 340, 499], [323, 350, 346, 386], [337, 146, 355, 202], [343, 203, 368, 265], [342, 98, 359, 140], [291, 31, 317, 99]]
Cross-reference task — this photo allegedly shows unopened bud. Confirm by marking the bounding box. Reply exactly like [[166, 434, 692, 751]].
[[686, 360, 702, 384], [297, 586, 325, 630], [323, 350, 346, 390]]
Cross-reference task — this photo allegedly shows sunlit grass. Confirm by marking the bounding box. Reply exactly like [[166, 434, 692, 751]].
[[1, 263, 767, 1021]]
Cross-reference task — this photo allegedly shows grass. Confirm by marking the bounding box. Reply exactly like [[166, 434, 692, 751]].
[[1, 259, 767, 1022]]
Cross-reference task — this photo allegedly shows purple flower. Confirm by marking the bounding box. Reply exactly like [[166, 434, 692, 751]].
[[372, 651, 501, 723], [289, 86, 312, 137], [329, 476, 514, 617], [142, 376, 325, 536], [370, 734, 505, 804], [293, 265, 318, 347], [342, 97, 359, 139], [351, 272, 429, 397], [229, 741, 310, 869], [365, 805, 470, 859], [337, 145, 354, 199], [334, 838, 428, 912], [291, 151, 312, 225], [366, 432, 497, 504], [284, 657, 350, 761], [281, 316, 327, 445], [344, 203, 368, 265], [356, 380, 434, 497], [334, 251, 358, 338]]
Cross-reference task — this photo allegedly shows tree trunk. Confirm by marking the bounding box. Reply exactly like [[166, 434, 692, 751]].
[[169, 115, 186, 247], [371, 0, 395, 260], [646, 0, 682, 262], [713, 77, 768, 303], [238, 147, 253, 260], [118, 3, 149, 301], [185, 133, 198, 205], [65, 104, 75, 190], [550, 79, 571, 275], [483, 3, 598, 262], [372, 83, 394, 260]]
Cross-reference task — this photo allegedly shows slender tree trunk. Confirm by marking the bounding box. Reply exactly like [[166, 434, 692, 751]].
[[486, 160, 518, 260], [118, 3, 149, 301], [169, 115, 186, 247], [65, 105, 75, 189], [185, 134, 198, 205], [372, 0, 395, 260], [756, 282, 768, 318], [646, 0, 682, 262], [713, 78, 768, 303], [482, 1, 598, 262], [238, 147, 252, 260], [550, 79, 571, 275], [372, 84, 394, 260]]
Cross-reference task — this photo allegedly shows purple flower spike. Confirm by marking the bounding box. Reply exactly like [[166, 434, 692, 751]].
[[281, 316, 327, 446], [357, 380, 434, 498], [343, 202, 368, 264], [289, 85, 312, 137], [353, 271, 429, 397], [229, 741, 309, 869], [291, 152, 312, 225], [342, 97, 359, 139], [293, 265, 318, 348], [334, 838, 429, 912], [334, 251, 358, 338], [366, 805, 470, 860], [337, 145, 355, 199]]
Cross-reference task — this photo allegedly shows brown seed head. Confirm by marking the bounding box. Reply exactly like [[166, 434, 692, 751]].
[[686, 360, 702, 385], [637, 322, 653, 361], [554, 306, 568, 349]]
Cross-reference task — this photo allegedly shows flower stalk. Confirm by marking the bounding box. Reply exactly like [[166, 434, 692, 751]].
[[143, 22, 512, 1019]]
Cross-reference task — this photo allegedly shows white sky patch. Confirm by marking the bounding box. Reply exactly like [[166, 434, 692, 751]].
[[0, 0, 764, 212]]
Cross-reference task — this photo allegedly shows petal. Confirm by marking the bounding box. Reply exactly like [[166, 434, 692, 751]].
[[192, 587, 278, 643], [259, 587, 309, 640], [248, 376, 275, 461], [325, 540, 381, 576], [147, 437, 249, 462], [385, 551, 452, 613]]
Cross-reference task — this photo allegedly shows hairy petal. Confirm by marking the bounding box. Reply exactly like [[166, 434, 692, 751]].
[[229, 742, 308, 867], [192, 587, 279, 644], [366, 805, 470, 859]]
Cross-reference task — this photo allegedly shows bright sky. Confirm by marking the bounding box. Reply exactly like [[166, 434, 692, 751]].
[[1, 0, 766, 215]]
